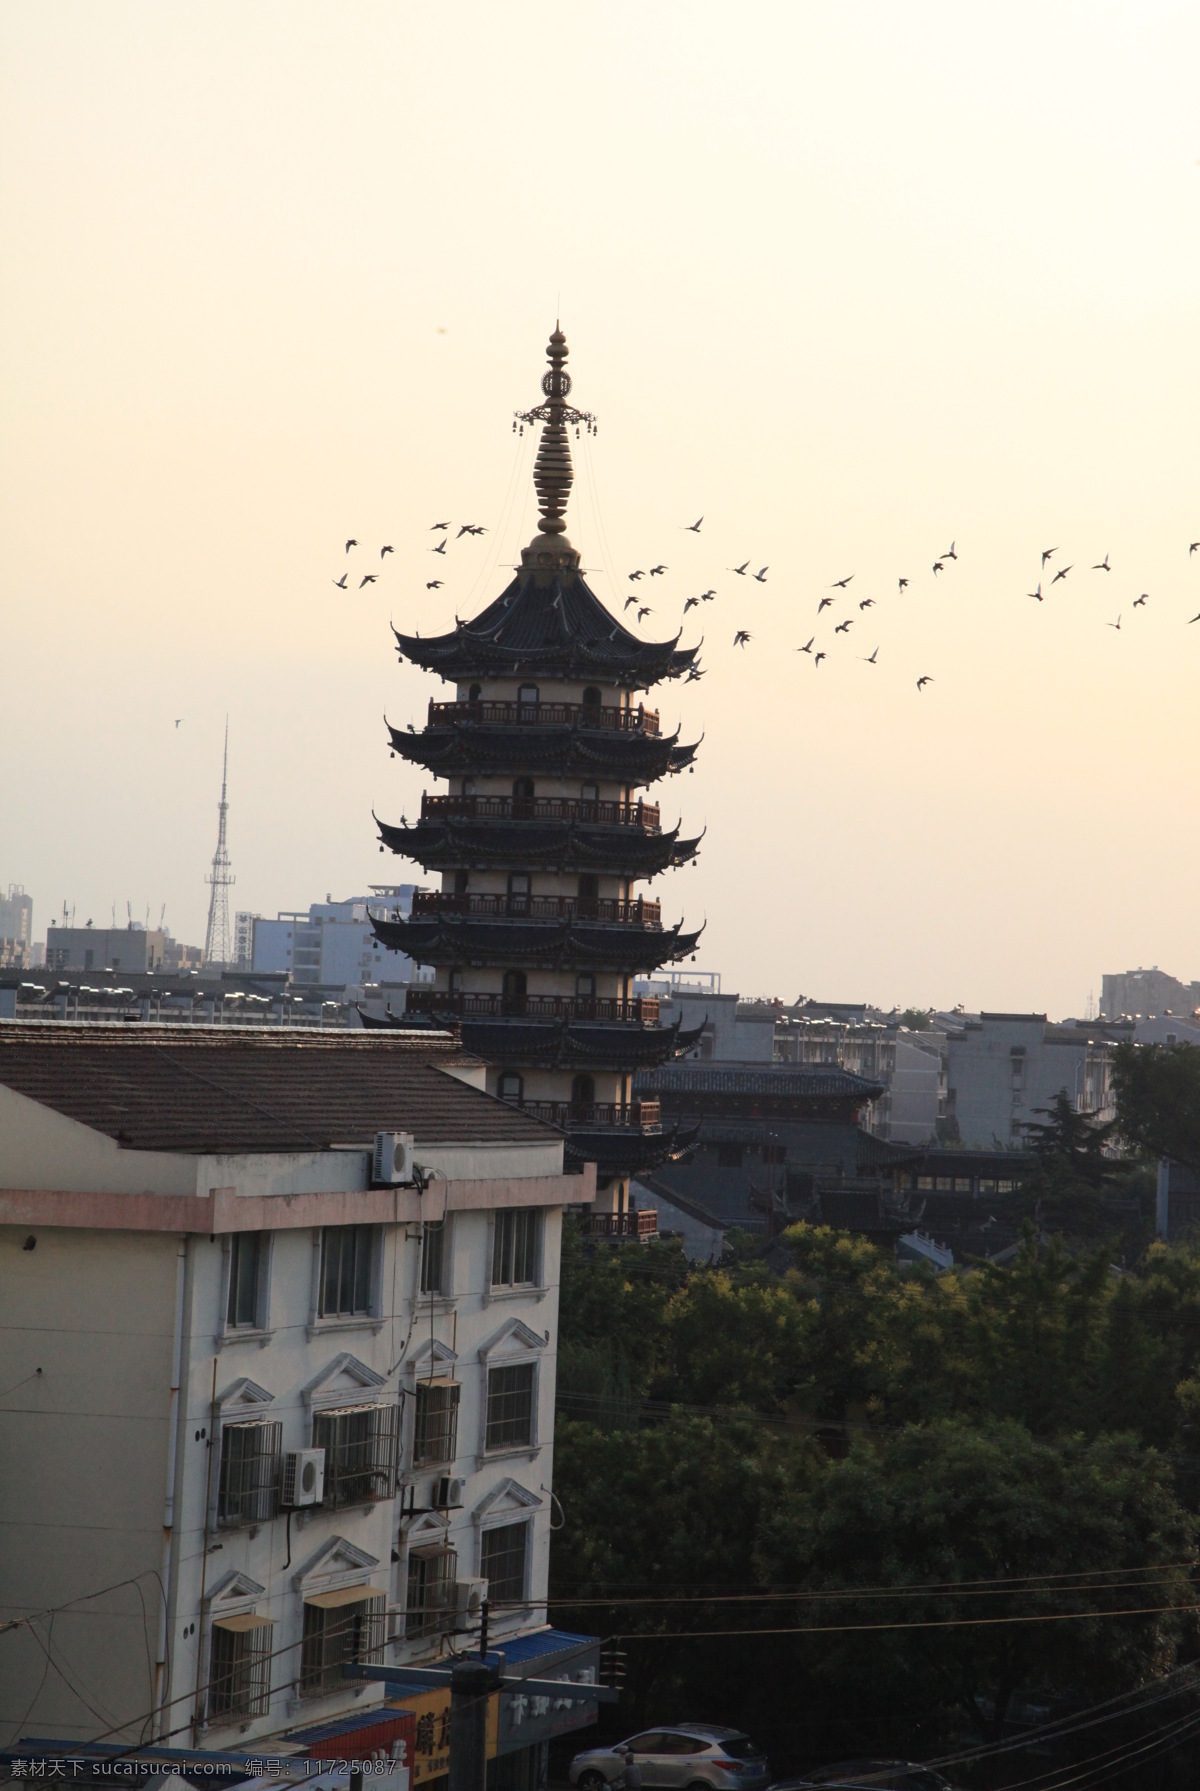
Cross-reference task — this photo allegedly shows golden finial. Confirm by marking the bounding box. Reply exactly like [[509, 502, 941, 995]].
[[514, 328, 596, 563]]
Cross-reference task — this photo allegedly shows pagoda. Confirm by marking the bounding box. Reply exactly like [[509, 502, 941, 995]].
[[371, 327, 704, 1231]]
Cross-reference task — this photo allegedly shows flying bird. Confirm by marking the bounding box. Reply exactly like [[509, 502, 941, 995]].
[[683, 597, 700, 613], [359, 574, 377, 587], [898, 577, 909, 592], [623, 595, 639, 611], [916, 675, 933, 690], [941, 540, 957, 561], [731, 561, 750, 576], [814, 651, 826, 666], [817, 597, 835, 614], [685, 666, 706, 682], [426, 580, 444, 589], [932, 561, 944, 575], [649, 564, 668, 575], [1028, 583, 1042, 601], [1132, 593, 1148, 607], [797, 637, 814, 654], [733, 630, 752, 647], [859, 598, 875, 610], [752, 567, 768, 583], [1093, 554, 1110, 572], [430, 521, 450, 531], [1042, 548, 1057, 567], [333, 574, 348, 589], [831, 574, 854, 589], [862, 648, 879, 664], [637, 606, 653, 622], [834, 619, 853, 633], [174, 719, 182, 728], [1190, 543, 1199, 556], [684, 517, 703, 533], [380, 545, 394, 558], [699, 589, 717, 602], [1051, 564, 1072, 584], [628, 570, 645, 581], [1107, 615, 1122, 630]]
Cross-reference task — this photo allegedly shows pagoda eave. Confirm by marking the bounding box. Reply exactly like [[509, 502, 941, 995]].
[[453, 1016, 698, 1071], [564, 1121, 700, 1179], [384, 720, 696, 782], [370, 913, 703, 973], [374, 816, 703, 877]]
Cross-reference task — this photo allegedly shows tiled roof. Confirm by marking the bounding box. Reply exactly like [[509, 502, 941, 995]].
[[0, 1025, 556, 1154], [637, 1062, 884, 1100]]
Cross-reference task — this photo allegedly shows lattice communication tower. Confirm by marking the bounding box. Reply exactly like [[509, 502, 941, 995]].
[[203, 720, 236, 966]]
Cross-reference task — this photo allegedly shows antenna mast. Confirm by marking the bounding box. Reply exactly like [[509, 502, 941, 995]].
[[203, 720, 236, 967]]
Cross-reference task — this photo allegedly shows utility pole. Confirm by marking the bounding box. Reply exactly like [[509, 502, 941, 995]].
[[448, 1658, 494, 1791], [203, 719, 235, 967]]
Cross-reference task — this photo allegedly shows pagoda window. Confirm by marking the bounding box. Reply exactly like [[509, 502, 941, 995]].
[[447, 969, 462, 994], [462, 779, 475, 797], [501, 970, 527, 1015], [468, 683, 482, 705], [571, 1074, 595, 1116], [498, 1072, 524, 1104], [582, 686, 601, 710], [578, 873, 599, 906], [454, 870, 469, 895], [576, 973, 596, 1006], [507, 873, 531, 914], [512, 777, 535, 817], [517, 683, 539, 715]]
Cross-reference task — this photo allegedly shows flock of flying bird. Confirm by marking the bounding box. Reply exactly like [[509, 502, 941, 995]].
[[333, 516, 1200, 697]]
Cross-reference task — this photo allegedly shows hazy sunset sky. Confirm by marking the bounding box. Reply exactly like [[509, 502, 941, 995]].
[[2, 2, 1197, 1015]]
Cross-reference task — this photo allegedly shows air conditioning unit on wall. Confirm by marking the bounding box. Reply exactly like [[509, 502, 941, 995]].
[[433, 1475, 464, 1509], [281, 1447, 326, 1507], [455, 1578, 488, 1621], [373, 1131, 415, 1185]]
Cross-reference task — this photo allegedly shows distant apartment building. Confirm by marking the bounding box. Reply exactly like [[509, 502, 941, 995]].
[[0, 885, 33, 969], [0, 1026, 593, 1752], [45, 922, 167, 974], [945, 1013, 1119, 1148], [247, 891, 417, 988], [1101, 966, 1200, 1019]]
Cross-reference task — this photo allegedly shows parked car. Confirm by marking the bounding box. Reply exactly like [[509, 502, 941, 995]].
[[571, 1726, 770, 1791], [772, 1763, 958, 1791]]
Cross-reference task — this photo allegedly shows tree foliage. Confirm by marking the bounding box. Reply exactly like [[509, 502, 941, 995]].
[[1113, 1040, 1200, 1170]]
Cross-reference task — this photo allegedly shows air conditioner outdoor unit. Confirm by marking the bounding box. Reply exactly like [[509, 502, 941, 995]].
[[373, 1131, 415, 1186], [433, 1474, 464, 1510], [281, 1447, 326, 1508], [455, 1578, 488, 1622]]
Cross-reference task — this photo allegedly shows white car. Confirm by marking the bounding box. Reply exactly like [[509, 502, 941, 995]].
[[570, 1725, 770, 1791]]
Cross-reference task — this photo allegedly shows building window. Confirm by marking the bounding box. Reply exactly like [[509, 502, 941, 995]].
[[501, 970, 526, 1015], [716, 1143, 743, 1169], [571, 1074, 595, 1114], [517, 683, 539, 710], [312, 1404, 401, 1508], [318, 1226, 376, 1319], [486, 1363, 535, 1450], [498, 1071, 524, 1105], [217, 1420, 282, 1526], [299, 1590, 386, 1698], [576, 972, 596, 1000], [406, 1546, 458, 1639], [579, 784, 599, 805], [481, 1521, 529, 1604], [413, 1381, 461, 1467], [582, 686, 601, 709], [208, 1616, 273, 1718], [420, 1221, 446, 1296], [226, 1232, 266, 1329], [492, 1209, 538, 1287]]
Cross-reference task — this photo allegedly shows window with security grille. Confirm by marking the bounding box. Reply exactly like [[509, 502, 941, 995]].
[[413, 1381, 460, 1467], [217, 1420, 282, 1525], [486, 1363, 535, 1450], [318, 1226, 376, 1318], [491, 1209, 538, 1288], [312, 1403, 401, 1507], [227, 1232, 264, 1328], [208, 1615, 273, 1718], [420, 1222, 445, 1296], [480, 1521, 528, 1605], [299, 1589, 385, 1698], [405, 1546, 458, 1638]]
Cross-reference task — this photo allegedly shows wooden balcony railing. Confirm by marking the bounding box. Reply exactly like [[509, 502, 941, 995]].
[[420, 794, 661, 830], [428, 699, 660, 737], [404, 990, 660, 1024], [583, 1210, 660, 1239], [409, 891, 662, 927], [502, 1098, 662, 1130]]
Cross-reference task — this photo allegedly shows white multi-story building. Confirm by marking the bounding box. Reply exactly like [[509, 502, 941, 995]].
[[249, 893, 418, 990], [0, 1026, 592, 1754]]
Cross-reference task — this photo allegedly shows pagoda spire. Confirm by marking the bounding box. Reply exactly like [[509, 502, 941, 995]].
[[515, 326, 596, 566]]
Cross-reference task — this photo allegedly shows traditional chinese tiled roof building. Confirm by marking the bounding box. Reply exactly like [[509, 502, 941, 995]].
[[372, 328, 704, 1227]]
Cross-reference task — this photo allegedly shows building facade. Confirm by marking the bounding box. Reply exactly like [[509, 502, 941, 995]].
[[45, 922, 167, 975], [1101, 966, 1200, 1020], [0, 1027, 590, 1753], [945, 1013, 1118, 1149], [0, 885, 33, 969], [373, 330, 704, 1230], [250, 893, 417, 989]]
